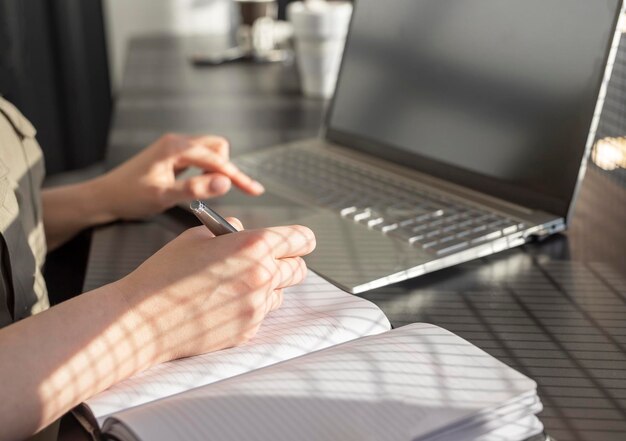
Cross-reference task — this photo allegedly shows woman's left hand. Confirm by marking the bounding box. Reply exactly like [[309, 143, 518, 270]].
[[95, 133, 265, 220]]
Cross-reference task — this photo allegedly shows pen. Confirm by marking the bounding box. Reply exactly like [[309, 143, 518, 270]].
[[190, 200, 238, 236]]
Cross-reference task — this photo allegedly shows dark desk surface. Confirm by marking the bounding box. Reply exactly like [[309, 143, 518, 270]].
[[87, 36, 626, 441]]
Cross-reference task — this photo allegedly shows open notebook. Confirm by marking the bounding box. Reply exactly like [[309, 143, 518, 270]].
[[75, 271, 543, 441], [76, 271, 390, 434], [93, 325, 544, 441]]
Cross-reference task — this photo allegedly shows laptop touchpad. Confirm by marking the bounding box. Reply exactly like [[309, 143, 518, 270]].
[[209, 192, 432, 293], [293, 212, 432, 293], [206, 190, 317, 230]]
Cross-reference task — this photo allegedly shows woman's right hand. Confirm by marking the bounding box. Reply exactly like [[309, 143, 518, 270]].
[[115, 220, 316, 363], [0, 218, 315, 440]]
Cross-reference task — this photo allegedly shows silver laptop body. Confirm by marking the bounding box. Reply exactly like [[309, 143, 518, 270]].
[[214, 0, 623, 293]]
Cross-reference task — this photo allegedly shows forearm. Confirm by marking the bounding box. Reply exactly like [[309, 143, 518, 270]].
[[42, 177, 115, 250], [0, 281, 167, 441]]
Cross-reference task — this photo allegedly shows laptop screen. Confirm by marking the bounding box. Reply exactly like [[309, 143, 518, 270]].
[[326, 0, 621, 218]]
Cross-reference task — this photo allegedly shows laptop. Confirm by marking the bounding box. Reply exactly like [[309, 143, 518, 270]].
[[211, 0, 623, 293]]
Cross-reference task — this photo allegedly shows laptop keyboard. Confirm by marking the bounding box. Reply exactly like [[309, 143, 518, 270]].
[[237, 148, 526, 255]]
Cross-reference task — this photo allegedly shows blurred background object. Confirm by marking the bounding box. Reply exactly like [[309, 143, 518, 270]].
[[104, 1, 352, 89], [236, 0, 277, 27], [0, 0, 111, 174], [592, 137, 626, 171], [288, 0, 352, 98], [0, 0, 337, 175], [103, 0, 236, 90]]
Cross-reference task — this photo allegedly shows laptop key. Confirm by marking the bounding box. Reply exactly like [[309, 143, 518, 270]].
[[420, 240, 439, 249], [414, 232, 454, 248], [441, 213, 461, 223], [486, 220, 508, 230], [439, 234, 457, 243], [386, 205, 430, 219], [365, 217, 385, 228], [433, 241, 470, 255], [414, 213, 433, 222], [389, 228, 423, 242], [466, 230, 502, 244], [428, 218, 445, 228], [373, 222, 399, 233], [353, 211, 373, 222], [409, 234, 427, 244], [442, 223, 459, 233], [502, 224, 518, 235], [425, 229, 442, 238], [398, 218, 416, 228], [341, 205, 366, 216], [390, 223, 421, 238], [340, 206, 358, 216]]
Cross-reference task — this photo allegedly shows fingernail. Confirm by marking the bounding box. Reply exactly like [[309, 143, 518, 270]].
[[210, 176, 231, 194], [252, 181, 265, 193]]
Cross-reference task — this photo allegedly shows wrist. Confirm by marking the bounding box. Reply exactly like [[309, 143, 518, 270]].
[[111, 274, 178, 365], [84, 174, 120, 225], [42, 176, 120, 250]]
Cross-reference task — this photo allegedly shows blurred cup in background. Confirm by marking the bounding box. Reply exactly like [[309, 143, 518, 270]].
[[287, 0, 353, 99], [235, 0, 278, 26], [235, 0, 290, 62]]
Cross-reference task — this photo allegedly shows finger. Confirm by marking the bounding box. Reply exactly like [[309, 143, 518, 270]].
[[268, 289, 284, 313], [274, 256, 308, 290], [163, 134, 229, 161], [186, 225, 217, 239], [256, 225, 317, 259], [225, 217, 244, 231], [168, 173, 232, 202], [189, 135, 230, 158], [175, 143, 265, 195]]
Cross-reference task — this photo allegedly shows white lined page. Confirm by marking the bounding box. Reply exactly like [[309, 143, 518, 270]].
[[103, 323, 542, 441], [85, 271, 390, 422]]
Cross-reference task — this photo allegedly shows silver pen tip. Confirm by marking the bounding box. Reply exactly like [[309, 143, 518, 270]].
[[190, 200, 203, 212]]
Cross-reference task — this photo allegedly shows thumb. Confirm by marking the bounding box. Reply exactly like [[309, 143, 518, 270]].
[[225, 217, 244, 231], [167, 174, 232, 203]]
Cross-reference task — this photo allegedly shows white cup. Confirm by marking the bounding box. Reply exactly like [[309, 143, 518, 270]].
[[287, 1, 353, 98]]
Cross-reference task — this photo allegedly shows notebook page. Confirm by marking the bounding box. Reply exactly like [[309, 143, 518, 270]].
[[427, 394, 542, 441], [469, 415, 543, 441], [85, 270, 390, 423], [103, 323, 541, 441]]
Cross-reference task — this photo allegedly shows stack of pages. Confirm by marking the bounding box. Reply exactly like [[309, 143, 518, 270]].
[[76, 271, 544, 441]]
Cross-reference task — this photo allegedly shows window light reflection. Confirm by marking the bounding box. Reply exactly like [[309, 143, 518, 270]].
[[592, 137, 626, 171]]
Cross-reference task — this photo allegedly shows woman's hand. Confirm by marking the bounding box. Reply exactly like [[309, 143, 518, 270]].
[[95, 133, 265, 221], [116, 220, 316, 362], [0, 220, 315, 440], [43, 133, 265, 249]]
